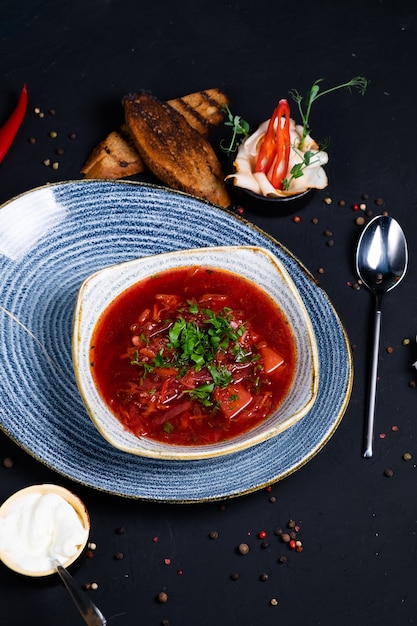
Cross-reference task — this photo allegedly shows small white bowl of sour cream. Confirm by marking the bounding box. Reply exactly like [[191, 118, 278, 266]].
[[0, 484, 90, 577]]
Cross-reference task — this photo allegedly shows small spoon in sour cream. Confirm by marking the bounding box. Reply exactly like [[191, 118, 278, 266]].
[[51, 556, 107, 626], [0, 484, 106, 625]]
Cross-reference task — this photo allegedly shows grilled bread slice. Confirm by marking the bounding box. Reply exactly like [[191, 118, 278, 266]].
[[81, 88, 229, 180], [80, 125, 144, 179], [123, 92, 231, 207]]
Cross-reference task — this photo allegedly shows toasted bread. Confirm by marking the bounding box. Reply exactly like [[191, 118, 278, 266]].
[[81, 88, 229, 180], [80, 126, 144, 179], [123, 92, 231, 207]]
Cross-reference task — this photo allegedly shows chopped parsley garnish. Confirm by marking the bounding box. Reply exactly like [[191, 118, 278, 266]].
[[131, 304, 251, 405]]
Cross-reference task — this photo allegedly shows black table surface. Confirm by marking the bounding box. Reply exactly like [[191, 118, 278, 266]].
[[1, 1, 417, 625]]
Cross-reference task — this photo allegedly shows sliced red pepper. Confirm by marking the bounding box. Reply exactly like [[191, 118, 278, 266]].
[[0, 84, 28, 163], [255, 98, 291, 191]]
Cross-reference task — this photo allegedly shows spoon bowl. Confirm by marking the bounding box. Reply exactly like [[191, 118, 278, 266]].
[[355, 214, 408, 457]]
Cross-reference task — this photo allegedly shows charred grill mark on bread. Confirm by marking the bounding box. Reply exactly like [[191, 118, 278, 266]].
[[122, 92, 230, 207]]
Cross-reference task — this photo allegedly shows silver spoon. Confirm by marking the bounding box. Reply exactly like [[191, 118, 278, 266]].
[[355, 214, 408, 458], [51, 558, 107, 626]]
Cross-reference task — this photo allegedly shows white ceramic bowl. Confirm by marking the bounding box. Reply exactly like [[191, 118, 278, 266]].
[[72, 245, 319, 460], [0, 484, 90, 577]]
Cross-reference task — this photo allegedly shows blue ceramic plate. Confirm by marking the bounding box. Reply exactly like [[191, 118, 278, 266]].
[[0, 181, 353, 502]]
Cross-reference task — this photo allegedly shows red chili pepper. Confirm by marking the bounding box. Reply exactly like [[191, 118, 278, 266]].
[[0, 84, 28, 163], [255, 98, 291, 191]]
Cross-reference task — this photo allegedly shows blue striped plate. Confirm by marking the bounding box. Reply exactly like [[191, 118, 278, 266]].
[[0, 181, 352, 502]]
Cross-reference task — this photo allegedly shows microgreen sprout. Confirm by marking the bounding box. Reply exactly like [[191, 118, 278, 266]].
[[221, 104, 250, 155], [282, 139, 329, 191], [289, 76, 368, 150]]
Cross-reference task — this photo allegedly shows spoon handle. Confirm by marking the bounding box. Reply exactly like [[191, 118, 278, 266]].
[[54, 560, 107, 626], [364, 304, 382, 458]]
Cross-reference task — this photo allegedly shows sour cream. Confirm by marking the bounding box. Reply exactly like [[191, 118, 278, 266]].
[[228, 118, 329, 197], [0, 488, 89, 574]]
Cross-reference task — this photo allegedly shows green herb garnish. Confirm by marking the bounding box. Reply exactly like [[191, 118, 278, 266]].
[[220, 104, 250, 155], [131, 305, 249, 406], [289, 76, 368, 150]]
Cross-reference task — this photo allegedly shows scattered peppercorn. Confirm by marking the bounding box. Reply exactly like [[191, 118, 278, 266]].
[[402, 338, 411, 346], [161, 620, 170, 626], [338, 199, 346, 207], [257, 531, 267, 539], [114, 552, 124, 560], [268, 496, 277, 503], [355, 216, 365, 226], [157, 592, 168, 603], [386, 346, 394, 354], [408, 380, 416, 388], [2, 457, 14, 468], [323, 229, 332, 237], [261, 541, 269, 549], [384, 468, 394, 477], [56, 147, 65, 155], [49, 131, 57, 139], [317, 267, 324, 274], [323, 197, 332, 204], [274, 528, 283, 537], [69, 132, 77, 140], [259, 573, 269, 581], [375, 197, 384, 206], [43, 158, 51, 166], [88, 542, 97, 550], [85, 550, 94, 559], [270, 598, 279, 606], [115, 526, 126, 535], [52, 161, 59, 170], [311, 217, 319, 224], [403, 452, 412, 461], [209, 530, 219, 540], [28, 137, 36, 144], [281, 533, 290, 543], [237, 543, 250, 555], [90, 582, 98, 590], [287, 520, 296, 528], [230, 572, 239, 581], [326, 239, 334, 247], [48, 108, 56, 116], [278, 556, 287, 564], [293, 215, 301, 223]]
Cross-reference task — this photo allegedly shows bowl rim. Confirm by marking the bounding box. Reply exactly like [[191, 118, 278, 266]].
[[0, 484, 90, 577], [72, 245, 319, 460]]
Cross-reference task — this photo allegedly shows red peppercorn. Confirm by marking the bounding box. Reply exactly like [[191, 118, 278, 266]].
[[288, 539, 296, 549], [258, 531, 267, 539], [293, 215, 301, 223]]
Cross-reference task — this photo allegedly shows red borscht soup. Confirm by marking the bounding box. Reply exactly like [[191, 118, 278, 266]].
[[90, 266, 296, 446]]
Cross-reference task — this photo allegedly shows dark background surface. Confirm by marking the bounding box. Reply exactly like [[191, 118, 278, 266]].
[[1, 1, 417, 625]]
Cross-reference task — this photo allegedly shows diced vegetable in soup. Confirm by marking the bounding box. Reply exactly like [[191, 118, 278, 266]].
[[90, 266, 296, 445]]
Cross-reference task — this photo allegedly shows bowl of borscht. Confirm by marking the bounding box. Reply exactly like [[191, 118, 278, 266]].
[[72, 246, 319, 460]]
